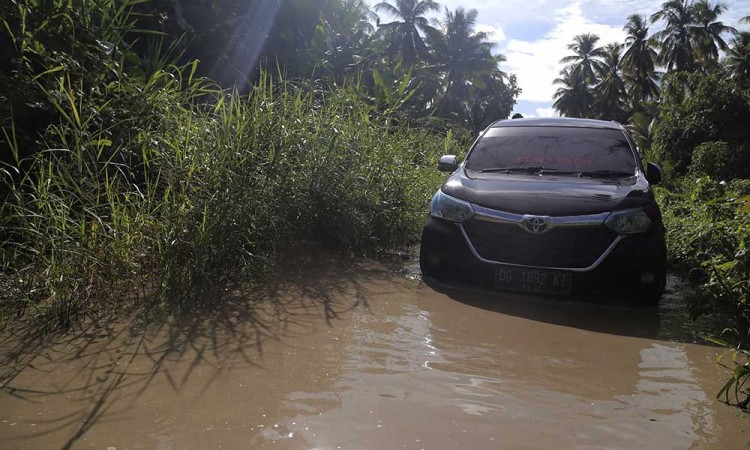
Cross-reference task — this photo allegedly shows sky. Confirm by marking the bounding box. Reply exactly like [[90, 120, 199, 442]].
[[370, 0, 750, 118]]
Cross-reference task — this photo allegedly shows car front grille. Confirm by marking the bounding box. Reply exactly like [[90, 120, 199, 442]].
[[462, 218, 618, 269]]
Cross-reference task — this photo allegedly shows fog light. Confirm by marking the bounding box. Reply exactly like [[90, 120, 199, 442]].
[[640, 272, 655, 284]]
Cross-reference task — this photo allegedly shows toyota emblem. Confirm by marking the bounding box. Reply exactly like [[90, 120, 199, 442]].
[[521, 216, 550, 234]]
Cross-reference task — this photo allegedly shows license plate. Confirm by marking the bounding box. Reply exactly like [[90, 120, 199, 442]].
[[494, 267, 572, 295]]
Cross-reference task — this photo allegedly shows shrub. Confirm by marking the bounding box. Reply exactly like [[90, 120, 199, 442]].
[[690, 141, 750, 180], [650, 73, 750, 176], [657, 178, 750, 340], [0, 68, 463, 332]]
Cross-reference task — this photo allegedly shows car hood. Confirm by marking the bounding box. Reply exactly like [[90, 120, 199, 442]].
[[441, 169, 653, 216]]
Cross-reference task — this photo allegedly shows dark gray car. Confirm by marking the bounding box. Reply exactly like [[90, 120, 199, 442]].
[[420, 117, 666, 304]]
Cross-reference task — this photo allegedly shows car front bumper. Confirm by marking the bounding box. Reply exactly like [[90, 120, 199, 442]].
[[419, 216, 667, 299]]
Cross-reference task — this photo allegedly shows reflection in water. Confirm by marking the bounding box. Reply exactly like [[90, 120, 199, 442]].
[[1, 260, 748, 449]]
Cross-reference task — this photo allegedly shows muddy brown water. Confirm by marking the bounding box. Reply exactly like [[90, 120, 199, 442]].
[[1, 258, 748, 450]]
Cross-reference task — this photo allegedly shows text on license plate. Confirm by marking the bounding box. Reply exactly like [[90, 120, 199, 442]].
[[495, 267, 572, 295]]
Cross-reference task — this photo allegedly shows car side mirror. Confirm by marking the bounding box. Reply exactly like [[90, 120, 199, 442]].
[[438, 155, 458, 172], [645, 162, 662, 185]]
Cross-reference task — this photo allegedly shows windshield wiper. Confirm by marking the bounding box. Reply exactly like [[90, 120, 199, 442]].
[[479, 166, 581, 176], [538, 169, 580, 175], [480, 166, 552, 174], [577, 170, 634, 178]]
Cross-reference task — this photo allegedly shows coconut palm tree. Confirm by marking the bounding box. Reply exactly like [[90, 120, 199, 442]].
[[553, 67, 595, 118], [691, 0, 736, 69], [594, 43, 628, 121], [374, 0, 440, 66], [621, 14, 659, 109], [427, 7, 505, 122], [469, 73, 519, 133], [559, 33, 606, 84], [312, 0, 377, 79], [723, 31, 750, 87], [626, 111, 656, 154], [650, 0, 699, 72]]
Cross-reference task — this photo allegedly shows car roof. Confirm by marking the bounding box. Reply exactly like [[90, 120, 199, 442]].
[[490, 117, 623, 130]]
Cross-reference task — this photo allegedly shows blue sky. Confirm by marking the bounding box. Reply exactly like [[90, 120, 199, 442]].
[[371, 0, 750, 117]]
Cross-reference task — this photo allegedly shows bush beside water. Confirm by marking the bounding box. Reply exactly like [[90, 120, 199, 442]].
[[0, 69, 462, 331], [658, 179, 750, 331], [656, 177, 750, 406]]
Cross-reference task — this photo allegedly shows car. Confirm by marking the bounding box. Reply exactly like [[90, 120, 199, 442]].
[[419, 117, 667, 305]]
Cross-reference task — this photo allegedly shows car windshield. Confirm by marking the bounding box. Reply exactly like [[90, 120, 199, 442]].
[[464, 126, 637, 175]]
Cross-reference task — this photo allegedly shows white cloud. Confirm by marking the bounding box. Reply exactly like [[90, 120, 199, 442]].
[[500, 2, 626, 103], [517, 106, 559, 118], [475, 24, 506, 42], [535, 107, 559, 118]]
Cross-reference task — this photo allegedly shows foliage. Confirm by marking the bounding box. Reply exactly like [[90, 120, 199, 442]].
[[690, 141, 750, 180], [647, 65, 750, 404], [1, 0, 520, 335], [0, 0, 519, 169], [690, 0, 736, 70], [0, 0, 151, 167], [622, 14, 659, 110], [560, 33, 606, 85], [553, 1, 745, 120], [310, 0, 377, 82], [553, 66, 596, 118], [0, 67, 462, 331], [649, 72, 750, 175], [657, 178, 750, 342], [130, 0, 363, 84], [425, 7, 519, 132], [3, 0, 750, 411], [705, 336, 750, 409], [374, 0, 440, 66], [593, 43, 628, 121], [650, 0, 701, 72], [724, 31, 750, 88], [630, 10, 750, 383], [553, 34, 605, 119], [626, 110, 656, 154]]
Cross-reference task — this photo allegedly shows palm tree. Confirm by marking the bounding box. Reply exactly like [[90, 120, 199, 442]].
[[650, 0, 698, 72], [313, 0, 376, 79], [553, 67, 595, 118], [723, 31, 750, 87], [627, 111, 656, 153], [427, 7, 505, 122], [554, 33, 603, 118], [594, 43, 628, 121], [621, 14, 659, 109], [691, 0, 736, 69], [559, 33, 606, 84], [469, 73, 519, 133], [374, 0, 440, 66]]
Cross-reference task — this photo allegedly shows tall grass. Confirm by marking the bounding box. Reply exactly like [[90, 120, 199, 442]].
[[0, 65, 463, 332]]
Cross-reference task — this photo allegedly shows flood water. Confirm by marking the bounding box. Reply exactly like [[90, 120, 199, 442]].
[[1, 257, 748, 449]]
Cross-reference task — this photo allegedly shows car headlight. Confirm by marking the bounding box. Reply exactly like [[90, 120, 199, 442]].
[[605, 208, 652, 234], [429, 190, 475, 222]]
